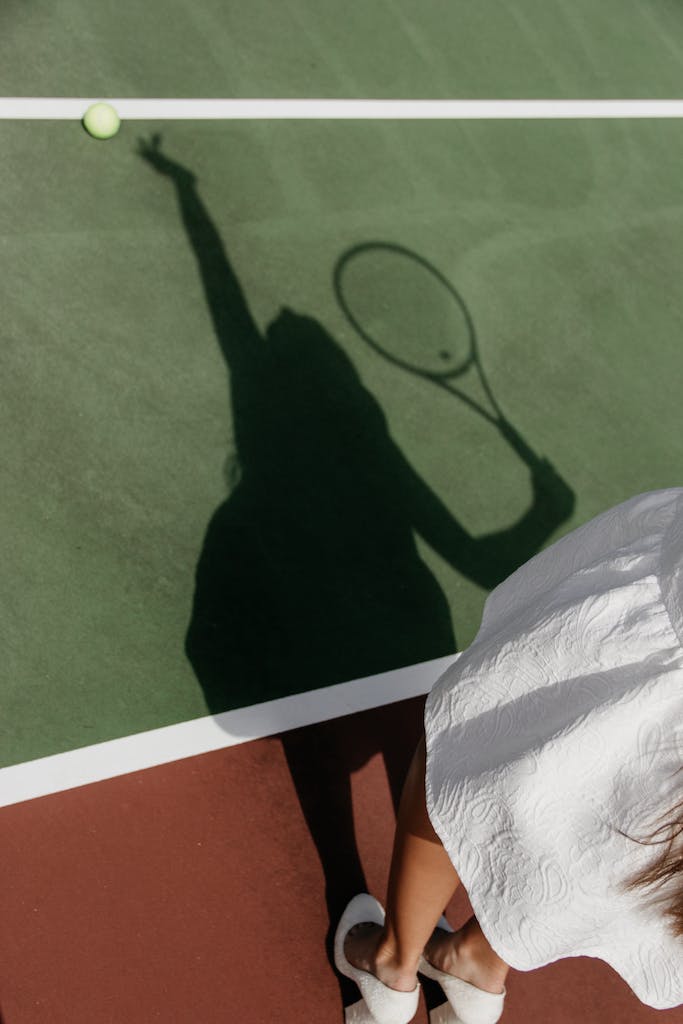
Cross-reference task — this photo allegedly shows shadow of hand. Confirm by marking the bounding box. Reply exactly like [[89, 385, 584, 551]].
[[136, 132, 197, 186]]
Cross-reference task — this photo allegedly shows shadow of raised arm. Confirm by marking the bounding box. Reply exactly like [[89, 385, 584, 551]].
[[137, 133, 261, 367], [394, 439, 575, 590]]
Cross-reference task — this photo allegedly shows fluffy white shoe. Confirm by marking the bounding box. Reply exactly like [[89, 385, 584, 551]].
[[418, 918, 505, 1024], [334, 894, 420, 1024]]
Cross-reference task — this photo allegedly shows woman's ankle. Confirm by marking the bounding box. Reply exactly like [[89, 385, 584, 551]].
[[456, 917, 510, 983], [374, 932, 420, 989], [345, 923, 418, 992]]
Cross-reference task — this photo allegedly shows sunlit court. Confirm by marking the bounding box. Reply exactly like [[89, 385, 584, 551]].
[[1, 5, 683, 1023]]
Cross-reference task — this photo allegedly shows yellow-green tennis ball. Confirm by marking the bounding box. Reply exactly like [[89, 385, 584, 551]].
[[82, 102, 121, 140]]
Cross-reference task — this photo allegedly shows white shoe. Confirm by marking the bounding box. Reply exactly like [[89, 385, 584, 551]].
[[418, 918, 506, 1024], [334, 894, 420, 1024]]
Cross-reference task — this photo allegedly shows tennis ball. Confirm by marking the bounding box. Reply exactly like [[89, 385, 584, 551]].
[[82, 102, 121, 140]]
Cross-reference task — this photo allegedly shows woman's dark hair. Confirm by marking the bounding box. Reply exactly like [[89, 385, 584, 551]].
[[615, 767, 683, 939]]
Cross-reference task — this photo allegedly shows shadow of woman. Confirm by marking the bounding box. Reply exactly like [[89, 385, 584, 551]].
[[137, 134, 575, 999]]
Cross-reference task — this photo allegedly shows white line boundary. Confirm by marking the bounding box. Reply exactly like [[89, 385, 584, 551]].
[[3, 98, 683, 119], [0, 654, 458, 808]]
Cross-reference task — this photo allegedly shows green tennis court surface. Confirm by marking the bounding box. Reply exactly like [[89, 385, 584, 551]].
[[3, 0, 683, 98], [3, 115, 683, 770]]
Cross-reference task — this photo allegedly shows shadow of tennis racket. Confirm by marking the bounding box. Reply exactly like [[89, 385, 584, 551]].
[[334, 241, 541, 467]]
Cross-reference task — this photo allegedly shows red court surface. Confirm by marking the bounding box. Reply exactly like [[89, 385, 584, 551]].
[[1, 698, 680, 1023]]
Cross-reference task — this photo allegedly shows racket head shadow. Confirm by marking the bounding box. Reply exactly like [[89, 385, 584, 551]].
[[333, 241, 478, 382]]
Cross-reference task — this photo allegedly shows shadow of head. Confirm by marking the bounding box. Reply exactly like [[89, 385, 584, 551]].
[[265, 307, 361, 386]]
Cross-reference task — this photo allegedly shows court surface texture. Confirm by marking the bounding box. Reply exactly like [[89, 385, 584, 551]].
[[2, 3, 683, 1022]]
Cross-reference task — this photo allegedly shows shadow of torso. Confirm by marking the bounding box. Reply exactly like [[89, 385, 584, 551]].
[[186, 310, 456, 712]]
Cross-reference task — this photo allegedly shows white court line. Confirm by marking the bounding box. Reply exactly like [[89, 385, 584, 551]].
[[2, 98, 683, 119], [0, 654, 457, 809]]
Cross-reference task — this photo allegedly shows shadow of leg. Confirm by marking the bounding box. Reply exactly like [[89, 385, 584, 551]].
[[281, 720, 370, 1007], [377, 696, 427, 816]]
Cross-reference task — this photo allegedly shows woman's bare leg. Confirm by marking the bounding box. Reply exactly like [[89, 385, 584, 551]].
[[344, 733, 510, 994]]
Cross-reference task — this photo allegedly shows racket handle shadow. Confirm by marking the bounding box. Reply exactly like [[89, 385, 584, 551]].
[[497, 416, 541, 467]]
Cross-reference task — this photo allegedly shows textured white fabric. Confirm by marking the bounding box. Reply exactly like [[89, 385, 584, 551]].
[[424, 488, 683, 1010]]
